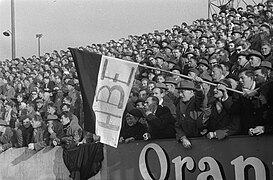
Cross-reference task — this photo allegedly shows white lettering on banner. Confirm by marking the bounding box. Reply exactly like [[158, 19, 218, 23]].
[[231, 156, 266, 180], [172, 156, 194, 180], [139, 143, 169, 180], [94, 57, 137, 147], [197, 157, 223, 180], [139, 143, 268, 180]]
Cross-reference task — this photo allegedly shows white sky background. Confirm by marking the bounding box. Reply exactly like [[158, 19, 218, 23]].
[[0, 0, 207, 60]]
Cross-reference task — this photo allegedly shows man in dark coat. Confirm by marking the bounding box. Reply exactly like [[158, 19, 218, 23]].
[[206, 80, 241, 140], [232, 69, 267, 135], [143, 95, 176, 140], [119, 109, 147, 143], [175, 79, 207, 148], [20, 116, 34, 147]]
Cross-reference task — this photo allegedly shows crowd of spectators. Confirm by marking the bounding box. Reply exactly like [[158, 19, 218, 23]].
[[1, 1, 273, 152]]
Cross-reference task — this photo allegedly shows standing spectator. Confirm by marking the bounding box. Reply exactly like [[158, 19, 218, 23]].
[[143, 96, 176, 140], [206, 80, 240, 140], [235, 69, 267, 135], [152, 85, 176, 118], [175, 80, 206, 148]]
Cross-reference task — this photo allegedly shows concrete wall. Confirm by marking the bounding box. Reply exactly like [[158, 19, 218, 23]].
[[0, 146, 102, 180]]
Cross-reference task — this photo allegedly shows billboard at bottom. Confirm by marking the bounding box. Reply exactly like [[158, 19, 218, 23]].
[[105, 135, 273, 180]]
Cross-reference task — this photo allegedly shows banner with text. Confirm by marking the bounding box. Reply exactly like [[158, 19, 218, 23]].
[[105, 135, 273, 180], [94, 56, 138, 147]]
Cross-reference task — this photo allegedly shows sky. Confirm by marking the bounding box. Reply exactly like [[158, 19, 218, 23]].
[[0, 0, 208, 60]]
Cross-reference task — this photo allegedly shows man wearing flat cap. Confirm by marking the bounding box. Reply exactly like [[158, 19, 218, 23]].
[[197, 58, 210, 78], [119, 109, 147, 143], [175, 79, 207, 148]]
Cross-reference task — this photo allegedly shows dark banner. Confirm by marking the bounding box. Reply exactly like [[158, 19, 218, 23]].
[[105, 135, 273, 180]]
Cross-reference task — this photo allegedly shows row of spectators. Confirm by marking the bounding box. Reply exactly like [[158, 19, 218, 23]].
[[1, 1, 273, 151]]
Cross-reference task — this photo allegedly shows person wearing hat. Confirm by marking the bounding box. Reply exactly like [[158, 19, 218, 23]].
[[44, 114, 64, 147], [163, 76, 179, 104], [0, 119, 16, 153], [119, 109, 147, 143], [152, 84, 176, 118], [231, 28, 243, 39], [164, 45, 174, 58], [231, 51, 251, 76], [207, 43, 217, 59], [170, 65, 183, 84], [166, 56, 177, 70], [175, 79, 207, 148], [152, 43, 160, 55], [247, 50, 264, 68], [155, 53, 168, 71], [193, 28, 203, 39], [142, 95, 176, 140], [198, 58, 210, 78], [253, 61, 272, 87], [206, 80, 240, 140], [187, 67, 200, 80], [135, 98, 145, 110]]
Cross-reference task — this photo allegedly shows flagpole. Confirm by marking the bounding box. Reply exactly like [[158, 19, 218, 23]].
[[138, 64, 244, 95]]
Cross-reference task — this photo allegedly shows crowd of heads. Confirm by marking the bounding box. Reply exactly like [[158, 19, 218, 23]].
[[1, 1, 273, 151]]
